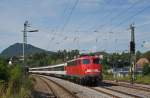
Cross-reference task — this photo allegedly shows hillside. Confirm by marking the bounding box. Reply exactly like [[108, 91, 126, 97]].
[[0, 43, 55, 58]]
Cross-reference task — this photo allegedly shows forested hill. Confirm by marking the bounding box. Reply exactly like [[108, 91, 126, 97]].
[[0, 43, 55, 58]]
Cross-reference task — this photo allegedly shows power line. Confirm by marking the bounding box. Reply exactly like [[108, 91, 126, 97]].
[[69, 0, 113, 45], [46, 0, 71, 50], [109, 0, 144, 23], [94, 0, 145, 31], [89, 0, 113, 30], [92, 0, 143, 44], [52, 0, 79, 50], [61, 0, 79, 31], [72, 0, 112, 29], [136, 21, 150, 28], [110, 3, 150, 32]]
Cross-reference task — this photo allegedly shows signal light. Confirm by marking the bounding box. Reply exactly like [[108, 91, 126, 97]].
[[130, 41, 135, 53]]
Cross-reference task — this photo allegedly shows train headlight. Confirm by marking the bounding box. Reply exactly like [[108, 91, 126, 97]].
[[85, 69, 100, 73]]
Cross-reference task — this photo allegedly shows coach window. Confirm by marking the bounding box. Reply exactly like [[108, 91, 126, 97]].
[[56, 66, 64, 71], [82, 59, 90, 64], [93, 58, 100, 64]]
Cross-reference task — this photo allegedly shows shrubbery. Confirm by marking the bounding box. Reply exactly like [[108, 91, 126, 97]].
[[142, 63, 150, 75], [0, 58, 9, 81], [0, 58, 33, 98]]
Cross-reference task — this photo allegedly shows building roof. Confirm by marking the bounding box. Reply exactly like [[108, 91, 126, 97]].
[[136, 58, 149, 68]]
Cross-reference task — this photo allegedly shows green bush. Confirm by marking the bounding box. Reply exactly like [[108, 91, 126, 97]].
[[136, 75, 150, 84], [142, 63, 150, 75], [10, 65, 22, 81], [0, 58, 9, 81], [0, 57, 33, 98]]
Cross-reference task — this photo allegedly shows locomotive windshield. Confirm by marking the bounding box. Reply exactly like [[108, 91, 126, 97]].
[[82, 59, 90, 64], [93, 58, 100, 64]]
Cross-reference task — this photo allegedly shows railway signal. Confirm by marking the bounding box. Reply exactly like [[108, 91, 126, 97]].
[[22, 21, 38, 77], [129, 23, 136, 84]]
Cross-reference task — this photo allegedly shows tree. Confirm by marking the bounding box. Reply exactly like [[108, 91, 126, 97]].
[[142, 63, 150, 75], [143, 51, 150, 61], [0, 58, 9, 81], [136, 51, 142, 61]]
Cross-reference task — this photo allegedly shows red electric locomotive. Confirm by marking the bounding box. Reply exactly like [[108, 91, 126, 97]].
[[66, 55, 103, 85], [29, 55, 103, 85]]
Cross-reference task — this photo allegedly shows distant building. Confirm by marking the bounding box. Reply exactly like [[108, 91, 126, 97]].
[[115, 67, 130, 78], [136, 58, 149, 69], [107, 67, 130, 78], [106, 58, 149, 78], [8, 60, 12, 65], [107, 66, 143, 78]]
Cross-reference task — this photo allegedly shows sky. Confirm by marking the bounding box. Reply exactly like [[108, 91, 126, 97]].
[[0, 0, 150, 53]]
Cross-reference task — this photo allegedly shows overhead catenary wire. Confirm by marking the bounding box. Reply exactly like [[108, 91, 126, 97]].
[[61, 0, 79, 31], [98, 0, 149, 52], [136, 21, 150, 28], [92, 0, 144, 48], [48, 0, 79, 50], [45, 0, 149, 52], [90, 0, 113, 30], [70, 0, 113, 49], [94, 0, 145, 32], [74, 0, 113, 32], [54, 0, 79, 50], [46, 0, 72, 50], [109, 3, 150, 32]]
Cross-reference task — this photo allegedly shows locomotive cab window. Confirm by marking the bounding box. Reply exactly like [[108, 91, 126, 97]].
[[82, 59, 90, 64], [93, 58, 100, 64]]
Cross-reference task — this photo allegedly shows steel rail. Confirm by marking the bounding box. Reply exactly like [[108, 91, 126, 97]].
[[39, 75, 79, 98], [100, 87, 142, 98], [91, 87, 121, 98], [37, 76, 57, 98], [103, 80, 150, 92]]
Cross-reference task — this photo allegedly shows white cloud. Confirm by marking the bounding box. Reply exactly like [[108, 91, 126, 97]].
[[143, 41, 150, 49]]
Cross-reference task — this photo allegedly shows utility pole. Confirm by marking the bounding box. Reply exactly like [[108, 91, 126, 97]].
[[23, 21, 28, 64], [130, 24, 136, 84], [22, 21, 38, 77]]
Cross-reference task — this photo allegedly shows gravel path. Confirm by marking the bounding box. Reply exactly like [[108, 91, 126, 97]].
[[102, 85, 150, 98], [102, 80, 150, 98], [32, 76, 55, 98], [41, 75, 138, 98], [32, 75, 148, 98]]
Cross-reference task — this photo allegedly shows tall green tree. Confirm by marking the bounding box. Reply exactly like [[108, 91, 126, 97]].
[[142, 64, 150, 75], [0, 58, 9, 81]]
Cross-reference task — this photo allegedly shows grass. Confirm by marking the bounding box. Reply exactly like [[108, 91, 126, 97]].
[[0, 77, 33, 98], [103, 73, 150, 85], [135, 75, 150, 84], [0, 64, 34, 98]]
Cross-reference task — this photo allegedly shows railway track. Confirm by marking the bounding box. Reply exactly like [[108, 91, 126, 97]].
[[103, 80, 150, 92], [90, 87, 121, 98], [35, 75, 79, 98], [32, 75, 147, 98], [32, 76, 56, 98], [97, 81, 150, 98], [91, 87, 142, 98]]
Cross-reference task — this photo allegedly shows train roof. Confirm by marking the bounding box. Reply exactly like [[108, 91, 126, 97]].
[[67, 55, 99, 62], [29, 63, 66, 70], [30, 55, 100, 70]]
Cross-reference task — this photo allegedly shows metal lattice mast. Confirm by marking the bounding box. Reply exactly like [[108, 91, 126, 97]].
[[23, 21, 28, 64], [130, 23, 136, 84]]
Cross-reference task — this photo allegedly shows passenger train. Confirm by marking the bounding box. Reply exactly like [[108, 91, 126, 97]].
[[29, 55, 103, 85]]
